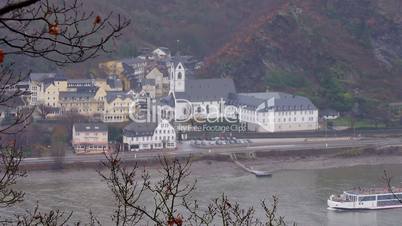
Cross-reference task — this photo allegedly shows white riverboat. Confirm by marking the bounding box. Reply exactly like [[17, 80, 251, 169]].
[[328, 188, 402, 210]]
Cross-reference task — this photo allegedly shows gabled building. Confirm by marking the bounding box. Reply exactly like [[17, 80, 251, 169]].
[[152, 47, 171, 59], [72, 123, 109, 154], [28, 73, 68, 106], [123, 119, 176, 151], [144, 67, 170, 97], [102, 91, 136, 123]]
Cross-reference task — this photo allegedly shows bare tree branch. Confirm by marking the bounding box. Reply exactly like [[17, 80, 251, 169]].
[[0, 0, 130, 65], [0, 142, 26, 208], [0, 0, 40, 16]]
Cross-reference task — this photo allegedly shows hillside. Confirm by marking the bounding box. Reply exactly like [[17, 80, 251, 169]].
[[14, 0, 402, 119], [201, 0, 402, 118]]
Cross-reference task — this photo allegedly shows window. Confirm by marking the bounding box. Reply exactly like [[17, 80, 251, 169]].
[[177, 72, 182, 80], [359, 196, 376, 202], [378, 194, 397, 200]]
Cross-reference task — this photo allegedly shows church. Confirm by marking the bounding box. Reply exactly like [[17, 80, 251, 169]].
[[158, 59, 319, 132], [160, 59, 236, 122]]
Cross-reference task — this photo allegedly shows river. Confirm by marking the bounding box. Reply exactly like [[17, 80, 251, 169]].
[[1, 161, 402, 226]]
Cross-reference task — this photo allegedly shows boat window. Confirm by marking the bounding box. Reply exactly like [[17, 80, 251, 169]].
[[378, 194, 397, 200], [346, 195, 357, 202], [378, 200, 401, 207], [358, 196, 376, 202]]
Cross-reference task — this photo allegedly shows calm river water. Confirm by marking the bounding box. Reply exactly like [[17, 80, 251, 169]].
[[2, 162, 402, 226]]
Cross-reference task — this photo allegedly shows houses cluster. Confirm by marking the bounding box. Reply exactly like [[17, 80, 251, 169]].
[[7, 47, 320, 154], [25, 73, 139, 123], [99, 47, 201, 98]]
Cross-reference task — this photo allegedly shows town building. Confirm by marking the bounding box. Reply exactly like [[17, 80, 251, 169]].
[[226, 92, 319, 132], [143, 66, 170, 97], [59, 87, 103, 116], [123, 119, 176, 151], [152, 47, 171, 59], [0, 95, 30, 123], [106, 76, 124, 91], [102, 90, 136, 123], [98, 47, 201, 92], [160, 60, 236, 121], [28, 73, 68, 106], [72, 123, 109, 154], [67, 79, 95, 90]]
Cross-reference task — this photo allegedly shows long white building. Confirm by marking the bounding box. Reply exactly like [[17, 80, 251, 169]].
[[226, 92, 319, 132]]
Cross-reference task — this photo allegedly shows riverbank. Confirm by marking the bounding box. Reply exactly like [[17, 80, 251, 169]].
[[234, 146, 402, 173], [21, 145, 402, 174], [243, 152, 402, 173]]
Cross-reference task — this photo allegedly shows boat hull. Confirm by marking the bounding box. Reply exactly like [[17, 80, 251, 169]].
[[328, 199, 402, 210]]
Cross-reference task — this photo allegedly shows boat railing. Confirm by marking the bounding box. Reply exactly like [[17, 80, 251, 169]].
[[346, 187, 402, 195]]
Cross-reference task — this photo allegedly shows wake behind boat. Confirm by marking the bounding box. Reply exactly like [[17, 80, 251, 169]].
[[328, 187, 402, 210]]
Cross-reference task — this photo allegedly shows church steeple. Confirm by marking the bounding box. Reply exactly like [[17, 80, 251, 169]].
[[174, 62, 185, 92], [169, 60, 185, 93]]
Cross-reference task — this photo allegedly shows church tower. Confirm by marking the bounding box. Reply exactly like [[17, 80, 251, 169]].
[[174, 62, 185, 92], [169, 61, 185, 94]]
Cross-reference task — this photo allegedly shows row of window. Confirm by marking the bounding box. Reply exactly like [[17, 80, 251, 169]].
[[277, 117, 315, 123], [74, 144, 107, 149], [155, 129, 174, 134], [277, 124, 315, 129], [129, 136, 175, 142], [104, 115, 128, 121], [76, 132, 107, 136], [241, 115, 316, 123], [277, 110, 315, 116]]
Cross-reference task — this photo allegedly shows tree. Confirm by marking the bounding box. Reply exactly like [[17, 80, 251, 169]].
[[0, 0, 129, 134], [0, 0, 129, 65], [0, 0, 129, 222], [0, 143, 25, 208], [98, 152, 295, 226], [50, 125, 68, 169], [37, 104, 55, 120], [382, 170, 402, 204]]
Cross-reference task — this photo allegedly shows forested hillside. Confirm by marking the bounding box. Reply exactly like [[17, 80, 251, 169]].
[[21, 0, 402, 118]]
